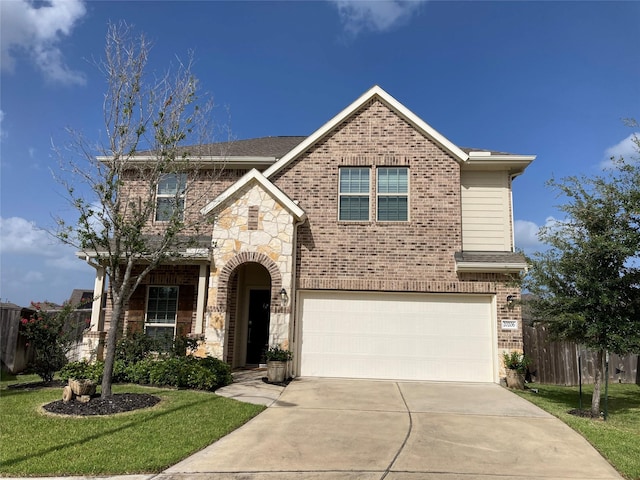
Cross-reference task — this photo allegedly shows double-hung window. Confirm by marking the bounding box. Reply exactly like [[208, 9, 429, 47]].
[[145, 286, 178, 347], [156, 173, 186, 222], [377, 167, 408, 221], [339, 167, 370, 221]]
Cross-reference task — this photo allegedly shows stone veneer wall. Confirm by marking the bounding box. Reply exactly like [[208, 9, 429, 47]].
[[270, 98, 523, 352], [205, 182, 296, 359]]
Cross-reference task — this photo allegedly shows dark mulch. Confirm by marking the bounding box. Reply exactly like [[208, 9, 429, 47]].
[[568, 408, 602, 419], [43, 393, 161, 416], [261, 376, 292, 387]]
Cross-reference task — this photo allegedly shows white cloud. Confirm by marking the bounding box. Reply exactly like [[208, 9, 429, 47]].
[[515, 217, 559, 253], [0, 217, 60, 256], [0, 0, 86, 85], [601, 132, 640, 169], [330, 0, 426, 36], [0, 216, 95, 305], [23, 270, 45, 283]]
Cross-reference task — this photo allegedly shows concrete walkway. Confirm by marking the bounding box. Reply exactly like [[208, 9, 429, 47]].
[[157, 377, 623, 480]]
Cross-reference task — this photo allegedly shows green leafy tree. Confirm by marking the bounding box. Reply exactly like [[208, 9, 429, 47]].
[[53, 22, 225, 397], [524, 127, 640, 415]]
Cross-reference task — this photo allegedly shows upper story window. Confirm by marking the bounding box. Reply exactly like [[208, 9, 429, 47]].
[[377, 167, 408, 221], [155, 173, 186, 222], [339, 167, 370, 221]]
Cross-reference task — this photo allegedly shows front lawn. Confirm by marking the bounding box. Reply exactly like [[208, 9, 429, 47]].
[[0, 374, 264, 476], [514, 383, 640, 480]]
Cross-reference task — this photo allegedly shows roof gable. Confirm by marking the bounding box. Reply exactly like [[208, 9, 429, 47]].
[[200, 168, 306, 221], [263, 85, 470, 179]]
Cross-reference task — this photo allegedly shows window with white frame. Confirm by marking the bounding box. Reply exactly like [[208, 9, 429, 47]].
[[339, 167, 370, 221], [377, 167, 408, 221], [145, 286, 178, 345], [155, 173, 186, 222]]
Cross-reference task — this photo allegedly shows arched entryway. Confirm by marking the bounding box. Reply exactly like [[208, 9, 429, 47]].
[[225, 262, 272, 367]]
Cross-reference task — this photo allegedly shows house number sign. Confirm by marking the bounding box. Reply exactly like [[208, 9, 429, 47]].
[[501, 320, 518, 330]]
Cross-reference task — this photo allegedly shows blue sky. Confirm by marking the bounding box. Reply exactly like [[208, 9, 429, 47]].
[[1, 0, 639, 307]]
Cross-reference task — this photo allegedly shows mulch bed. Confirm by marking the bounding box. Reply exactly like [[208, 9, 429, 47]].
[[7, 381, 160, 416], [568, 408, 602, 419], [43, 393, 161, 416]]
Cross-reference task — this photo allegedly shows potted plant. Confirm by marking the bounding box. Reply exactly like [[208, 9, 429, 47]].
[[502, 351, 530, 390], [265, 345, 292, 383]]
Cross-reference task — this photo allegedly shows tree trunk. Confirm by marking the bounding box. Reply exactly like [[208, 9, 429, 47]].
[[100, 297, 122, 398], [591, 349, 604, 416]]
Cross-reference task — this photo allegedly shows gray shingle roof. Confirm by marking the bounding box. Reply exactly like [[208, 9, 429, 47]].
[[139, 136, 307, 159], [454, 251, 527, 264]]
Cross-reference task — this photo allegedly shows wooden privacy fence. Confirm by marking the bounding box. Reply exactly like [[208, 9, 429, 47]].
[[523, 324, 639, 385]]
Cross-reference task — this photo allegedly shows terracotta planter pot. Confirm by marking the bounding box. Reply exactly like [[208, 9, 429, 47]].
[[267, 361, 287, 383], [505, 370, 525, 389]]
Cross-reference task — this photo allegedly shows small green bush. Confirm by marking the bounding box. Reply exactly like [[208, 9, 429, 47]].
[[115, 332, 157, 365], [125, 358, 154, 384], [59, 361, 104, 383], [149, 357, 187, 387]]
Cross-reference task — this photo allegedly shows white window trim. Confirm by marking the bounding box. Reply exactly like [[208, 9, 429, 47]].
[[376, 166, 410, 222], [338, 167, 371, 222], [144, 285, 179, 340], [155, 173, 187, 223]]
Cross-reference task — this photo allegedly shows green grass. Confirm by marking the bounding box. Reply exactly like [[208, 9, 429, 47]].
[[514, 383, 640, 480], [0, 374, 265, 476]]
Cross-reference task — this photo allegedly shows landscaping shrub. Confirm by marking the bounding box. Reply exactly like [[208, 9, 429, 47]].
[[125, 358, 154, 384], [59, 353, 232, 391], [20, 303, 77, 382], [149, 357, 188, 387], [59, 361, 104, 383], [115, 332, 157, 365]]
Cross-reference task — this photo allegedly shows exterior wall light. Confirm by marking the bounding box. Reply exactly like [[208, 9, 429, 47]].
[[280, 288, 288, 307], [506, 294, 516, 310]]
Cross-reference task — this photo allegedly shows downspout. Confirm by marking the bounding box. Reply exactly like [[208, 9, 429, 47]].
[[289, 217, 305, 378]]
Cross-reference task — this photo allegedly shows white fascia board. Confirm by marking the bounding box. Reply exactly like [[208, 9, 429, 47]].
[[200, 168, 307, 221], [455, 261, 528, 273], [263, 85, 469, 179], [464, 154, 536, 176]]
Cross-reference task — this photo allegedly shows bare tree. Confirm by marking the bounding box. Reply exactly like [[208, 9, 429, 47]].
[[54, 22, 226, 397]]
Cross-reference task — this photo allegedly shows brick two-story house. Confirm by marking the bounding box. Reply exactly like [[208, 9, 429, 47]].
[[79, 86, 534, 383]]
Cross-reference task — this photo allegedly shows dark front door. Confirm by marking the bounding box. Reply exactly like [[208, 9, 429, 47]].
[[246, 289, 271, 364]]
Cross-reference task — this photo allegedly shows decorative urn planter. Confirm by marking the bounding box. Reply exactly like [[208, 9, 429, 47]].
[[264, 346, 292, 384], [267, 361, 287, 383], [505, 369, 525, 390]]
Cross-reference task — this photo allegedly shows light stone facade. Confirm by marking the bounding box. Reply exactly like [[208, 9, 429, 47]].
[[204, 181, 298, 360]]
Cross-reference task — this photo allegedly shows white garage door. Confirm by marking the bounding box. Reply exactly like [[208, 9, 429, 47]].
[[299, 291, 495, 382]]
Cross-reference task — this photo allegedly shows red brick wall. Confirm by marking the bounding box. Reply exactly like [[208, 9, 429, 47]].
[[273, 98, 462, 288]]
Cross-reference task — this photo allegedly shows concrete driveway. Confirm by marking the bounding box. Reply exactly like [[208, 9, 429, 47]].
[[159, 377, 622, 480]]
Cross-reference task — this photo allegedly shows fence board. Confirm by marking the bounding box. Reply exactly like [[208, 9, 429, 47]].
[[523, 325, 639, 385]]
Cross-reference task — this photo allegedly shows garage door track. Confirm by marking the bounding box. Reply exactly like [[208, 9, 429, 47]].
[[159, 378, 622, 480]]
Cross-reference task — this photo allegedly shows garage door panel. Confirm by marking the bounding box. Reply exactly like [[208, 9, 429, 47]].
[[299, 291, 495, 382]]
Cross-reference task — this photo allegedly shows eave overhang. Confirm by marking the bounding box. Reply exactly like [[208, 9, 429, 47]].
[[454, 251, 528, 274], [464, 152, 536, 177]]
